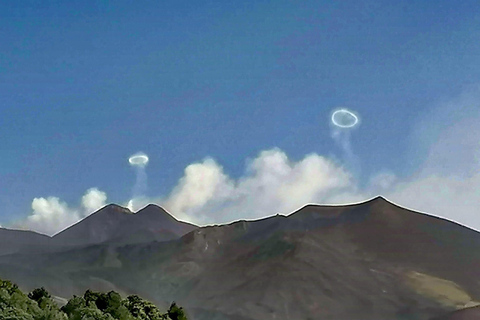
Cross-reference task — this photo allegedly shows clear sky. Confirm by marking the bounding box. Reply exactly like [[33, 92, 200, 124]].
[[1, 1, 480, 235]]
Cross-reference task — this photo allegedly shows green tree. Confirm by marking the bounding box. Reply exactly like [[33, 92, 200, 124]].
[[122, 295, 165, 320], [27, 287, 66, 320], [0, 277, 188, 320], [61, 295, 86, 318], [28, 287, 52, 305], [0, 279, 56, 320], [70, 306, 114, 320], [5, 287, 43, 318], [103, 291, 133, 320], [0, 279, 20, 295], [122, 295, 143, 318], [84, 290, 102, 308], [167, 302, 187, 320], [0, 306, 36, 320]]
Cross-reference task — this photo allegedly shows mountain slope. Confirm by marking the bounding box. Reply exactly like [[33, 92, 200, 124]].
[[0, 228, 52, 256], [51, 204, 198, 247], [1, 197, 480, 320], [431, 306, 480, 320]]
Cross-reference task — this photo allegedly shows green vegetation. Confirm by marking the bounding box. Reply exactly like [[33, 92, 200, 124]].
[[0, 277, 188, 320]]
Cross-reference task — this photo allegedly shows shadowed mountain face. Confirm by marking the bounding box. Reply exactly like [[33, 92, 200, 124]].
[[1, 197, 479, 320], [0, 204, 198, 256], [430, 306, 480, 320], [51, 204, 198, 247], [0, 228, 52, 256]]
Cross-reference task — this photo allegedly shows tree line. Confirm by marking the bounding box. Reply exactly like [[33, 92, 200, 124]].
[[0, 277, 187, 320]]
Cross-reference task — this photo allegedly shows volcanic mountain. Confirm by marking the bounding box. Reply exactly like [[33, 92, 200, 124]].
[[0, 204, 198, 256], [1, 196, 479, 320], [51, 203, 198, 247], [431, 306, 480, 320], [0, 227, 51, 256]]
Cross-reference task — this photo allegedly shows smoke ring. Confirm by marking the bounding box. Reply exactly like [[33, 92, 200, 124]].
[[129, 153, 149, 167], [331, 109, 359, 128]]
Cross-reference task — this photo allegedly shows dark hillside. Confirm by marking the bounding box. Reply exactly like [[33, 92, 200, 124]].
[[1, 197, 480, 320]]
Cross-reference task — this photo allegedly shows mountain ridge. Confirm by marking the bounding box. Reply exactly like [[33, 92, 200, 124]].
[[0, 203, 199, 256], [50, 203, 198, 247], [1, 196, 480, 319]]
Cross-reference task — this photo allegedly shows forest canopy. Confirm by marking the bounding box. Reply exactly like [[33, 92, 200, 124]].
[[0, 277, 187, 320]]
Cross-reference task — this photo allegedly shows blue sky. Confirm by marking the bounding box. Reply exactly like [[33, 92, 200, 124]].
[[1, 1, 480, 235]]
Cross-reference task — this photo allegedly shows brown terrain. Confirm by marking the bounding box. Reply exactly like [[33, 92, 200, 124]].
[[0, 196, 479, 320], [431, 306, 480, 320], [52, 203, 198, 246]]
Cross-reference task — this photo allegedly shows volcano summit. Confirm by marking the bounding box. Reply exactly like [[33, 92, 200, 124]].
[[0, 197, 479, 320]]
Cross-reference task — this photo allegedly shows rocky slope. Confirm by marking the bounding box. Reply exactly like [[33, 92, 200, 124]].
[[1, 197, 479, 320]]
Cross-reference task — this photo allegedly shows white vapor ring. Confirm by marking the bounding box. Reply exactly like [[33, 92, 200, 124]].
[[129, 154, 149, 166], [331, 109, 359, 128]]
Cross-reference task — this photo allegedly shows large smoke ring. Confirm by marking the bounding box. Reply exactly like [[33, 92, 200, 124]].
[[329, 108, 361, 180]]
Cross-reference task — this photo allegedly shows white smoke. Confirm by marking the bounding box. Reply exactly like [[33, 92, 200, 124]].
[[330, 108, 361, 180], [162, 149, 355, 225], [163, 158, 234, 221], [13, 188, 108, 236], [82, 188, 107, 213], [133, 167, 147, 197], [368, 171, 397, 192], [159, 89, 480, 230], [10, 86, 480, 234], [128, 152, 149, 211], [382, 85, 480, 230]]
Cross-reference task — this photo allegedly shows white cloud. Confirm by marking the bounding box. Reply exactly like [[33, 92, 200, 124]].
[[158, 86, 480, 231], [12, 86, 480, 235], [407, 85, 480, 178], [162, 157, 235, 223], [385, 174, 480, 229], [368, 171, 397, 191], [81, 188, 107, 214], [15, 188, 108, 236], [158, 160, 224, 223], [22, 197, 78, 236], [161, 149, 357, 225], [384, 85, 480, 230]]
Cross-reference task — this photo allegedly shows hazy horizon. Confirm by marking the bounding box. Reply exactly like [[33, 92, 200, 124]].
[[6, 194, 480, 238]]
